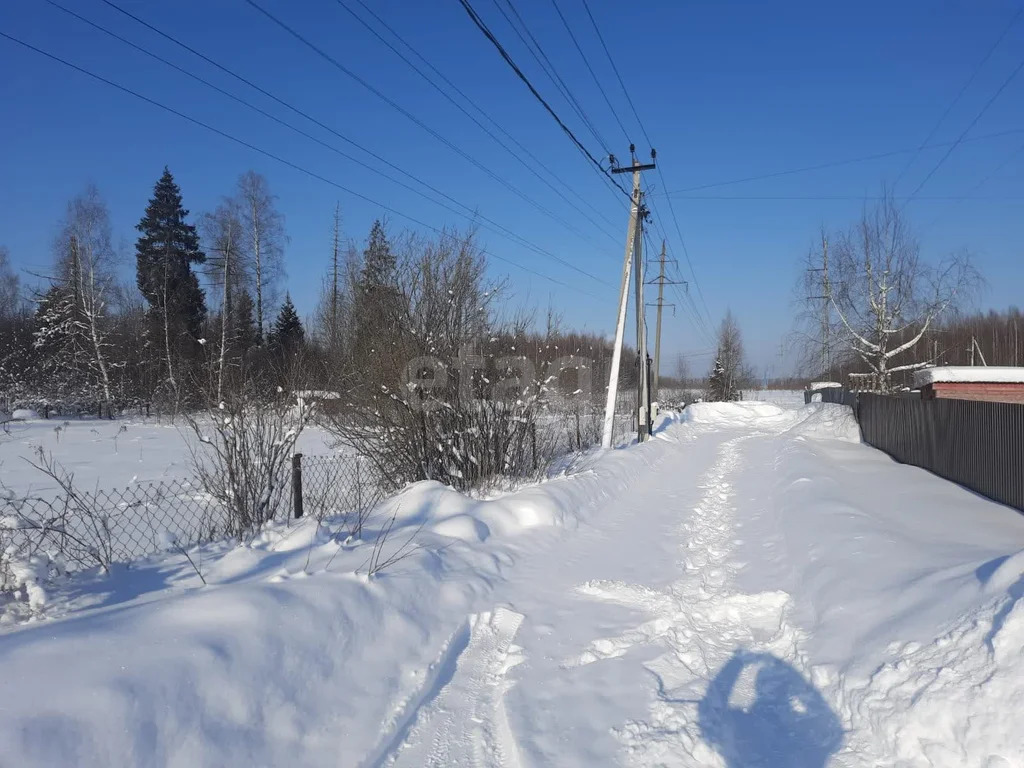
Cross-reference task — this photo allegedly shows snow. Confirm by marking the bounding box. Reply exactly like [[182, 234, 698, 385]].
[[292, 390, 341, 400], [10, 408, 38, 421], [2, 402, 1024, 766], [741, 388, 807, 407], [913, 366, 1024, 386], [0, 417, 341, 496]]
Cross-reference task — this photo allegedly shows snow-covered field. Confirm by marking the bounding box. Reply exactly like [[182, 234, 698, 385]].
[[0, 416, 339, 495], [742, 388, 807, 406], [2, 401, 1023, 766]]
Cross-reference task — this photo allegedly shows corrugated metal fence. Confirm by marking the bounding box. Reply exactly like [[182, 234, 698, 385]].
[[855, 393, 1024, 513]]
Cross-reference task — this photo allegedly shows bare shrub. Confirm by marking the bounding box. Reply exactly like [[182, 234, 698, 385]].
[[1, 450, 120, 613], [2, 449, 117, 572], [358, 506, 424, 579], [184, 386, 314, 537]]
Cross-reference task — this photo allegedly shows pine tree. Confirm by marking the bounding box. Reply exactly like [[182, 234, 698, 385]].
[[270, 294, 304, 354], [135, 167, 206, 393]]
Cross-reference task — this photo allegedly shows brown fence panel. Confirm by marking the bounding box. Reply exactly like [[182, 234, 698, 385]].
[[858, 393, 1024, 512]]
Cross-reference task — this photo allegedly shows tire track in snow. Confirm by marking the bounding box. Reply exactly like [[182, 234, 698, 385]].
[[380, 607, 526, 768]]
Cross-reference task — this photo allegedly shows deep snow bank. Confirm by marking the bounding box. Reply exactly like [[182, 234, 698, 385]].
[[833, 562, 1024, 766], [732, 412, 1024, 767], [0, 413, 691, 767], [2, 403, 1022, 767], [683, 401, 860, 442]]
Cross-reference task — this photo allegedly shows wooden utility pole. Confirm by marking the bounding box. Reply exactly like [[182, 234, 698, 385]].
[[603, 146, 655, 448]]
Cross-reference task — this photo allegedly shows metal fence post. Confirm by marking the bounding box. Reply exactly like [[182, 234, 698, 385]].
[[292, 453, 304, 519]]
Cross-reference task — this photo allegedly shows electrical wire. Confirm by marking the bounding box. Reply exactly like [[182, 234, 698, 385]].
[[547, 0, 631, 143], [652, 171, 716, 332], [491, 0, 611, 155], [0, 30, 605, 299], [332, 0, 622, 244], [579, 0, 653, 150], [53, 0, 609, 285], [660, 127, 1024, 195], [640, 208, 712, 344], [920, 137, 1024, 230], [892, 6, 1023, 191], [242, 0, 615, 251], [641, 224, 714, 348], [569, 0, 714, 332], [658, 194, 1024, 201], [456, 0, 631, 202], [906, 46, 1024, 199]]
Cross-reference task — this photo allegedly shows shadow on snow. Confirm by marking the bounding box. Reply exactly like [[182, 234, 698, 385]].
[[699, 650, 843, 768]]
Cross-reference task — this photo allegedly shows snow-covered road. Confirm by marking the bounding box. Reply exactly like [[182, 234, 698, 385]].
[[2, 402, 1023, 766]]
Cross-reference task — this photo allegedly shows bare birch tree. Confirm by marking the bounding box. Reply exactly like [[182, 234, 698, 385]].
[[828, 199, 979, 391], [707, 311, 748, 401], [236, 171, 285, 342], [202, 200, 247, 402], [0, 246, 20, 321], [55, 186, 117, 405]]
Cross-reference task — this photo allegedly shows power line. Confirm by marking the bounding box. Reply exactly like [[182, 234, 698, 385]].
[[485, 0, 631, 203], [659, 127, 1024, 194], [456, 0, 631, 202], [54, 1, 608, 286], [642, 223, 714, 347], [658, 194, 1024, 201], [349, 0, 624, 231], [893, 6, 1023, 191], [652, 172, 716, 332], [491, 0, 611, 154], [570, 0, 714, 332], [547, 0, 631, 143], [579, 0, 653, 149], [241, 0, 614, 251], [920, 138, 1024, 230], [906, 48, 1024, 200], [332, 0, 622, 244], [0, 30, 604, 299], [651, 196, 716, 342]]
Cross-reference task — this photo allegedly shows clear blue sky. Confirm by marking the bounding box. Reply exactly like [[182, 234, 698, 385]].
[[2, 0, 1023, 376]]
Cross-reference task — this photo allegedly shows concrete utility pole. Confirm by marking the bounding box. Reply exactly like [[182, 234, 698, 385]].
[[808, 232, 832, 376], [646, 240, 682, 407], [602, 146, 655, 448], [971, 336, 988, 366]]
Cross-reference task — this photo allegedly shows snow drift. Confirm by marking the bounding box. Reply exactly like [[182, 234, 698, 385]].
[[1, 402, 1022, 767]]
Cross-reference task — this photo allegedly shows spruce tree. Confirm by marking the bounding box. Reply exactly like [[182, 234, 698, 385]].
[[135, 167, 206, 391], [233, 290, 259, 358], [353, 220, 403, 386], [360, 220, 397, 289], [707, 357, 727, 402], [32, 284, 92, 408], [270, 294, 304, 353]]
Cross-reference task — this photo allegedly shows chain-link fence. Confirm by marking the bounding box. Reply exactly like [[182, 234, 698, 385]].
[[292, 454, 385, 536], [1, 453, 385, 579]]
